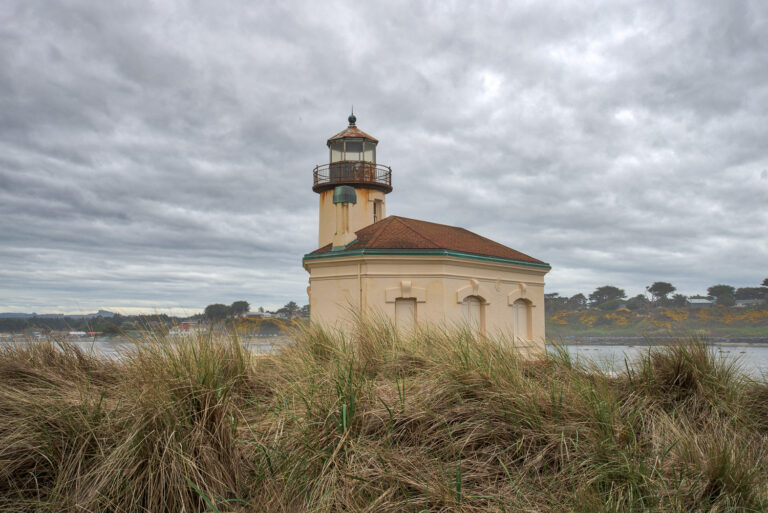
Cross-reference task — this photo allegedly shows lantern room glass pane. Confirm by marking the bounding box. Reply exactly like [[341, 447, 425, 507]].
[[363, 142, 375, 163], [345, 141, 362, 161], [330, 142, 344, 163]]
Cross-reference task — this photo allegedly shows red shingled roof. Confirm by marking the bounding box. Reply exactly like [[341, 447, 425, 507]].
[[327, 125, 378, 143], [310, 216, 546, 264]]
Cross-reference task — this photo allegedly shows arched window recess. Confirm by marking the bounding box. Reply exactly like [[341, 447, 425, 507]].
[[456, 279, 491, 305]]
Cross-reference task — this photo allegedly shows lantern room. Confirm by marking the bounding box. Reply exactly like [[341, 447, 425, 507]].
[[312, 113, 392, 194], [329, 114, 377, 163]]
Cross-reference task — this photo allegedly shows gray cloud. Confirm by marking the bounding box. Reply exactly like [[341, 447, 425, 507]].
[[1, 0, 767, 313]]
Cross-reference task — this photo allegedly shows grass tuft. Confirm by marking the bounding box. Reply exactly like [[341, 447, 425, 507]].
[[1, 321, 766, 511]]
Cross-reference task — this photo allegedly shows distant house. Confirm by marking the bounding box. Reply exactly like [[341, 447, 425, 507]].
[[241, 312, 273, 319], [735, 299, 764, 308], [687, 298, 714, 306], [169, 319, 202, 336], [178, 320, 201, 330]]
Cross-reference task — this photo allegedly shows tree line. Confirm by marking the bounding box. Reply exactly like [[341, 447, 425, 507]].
[[201, 300, 310, 321], [0, 314, 172, 335], [0, 301, 312, 333], [546, 277, 768, 313]]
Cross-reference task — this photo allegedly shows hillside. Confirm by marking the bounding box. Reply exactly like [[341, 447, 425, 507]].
[[547, 306, 768, 339]]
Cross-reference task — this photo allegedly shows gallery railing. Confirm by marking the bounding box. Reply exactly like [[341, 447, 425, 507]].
[[312, 162, 392, 193]]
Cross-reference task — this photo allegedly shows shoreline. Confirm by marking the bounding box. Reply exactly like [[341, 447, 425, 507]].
[[548, 335, 768, 347]]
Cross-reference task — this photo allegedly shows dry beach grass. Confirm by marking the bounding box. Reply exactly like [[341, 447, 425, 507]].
[[0, 319, 767, 512]]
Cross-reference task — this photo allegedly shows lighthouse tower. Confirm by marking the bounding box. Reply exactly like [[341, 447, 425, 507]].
[[312, 113, 392, 247]]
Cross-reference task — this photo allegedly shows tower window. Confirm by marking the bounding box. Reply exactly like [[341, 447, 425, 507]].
[[373, 199, 384, 222]]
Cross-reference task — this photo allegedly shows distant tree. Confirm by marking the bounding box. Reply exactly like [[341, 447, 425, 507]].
[[735, 288, 767, 300], [646, 282, 676, 304], [567, 293, 587, 311], [276, 301, 300, 319], [258, 306, 265, 313], [626, 294, 650, 311], [284, 301, 300, 319], [589, 286, 626, 307], [707, 285, 735, 298], [300, 304, 310, 317], [707, 285, 736, 306], [204, 303, 230, 321], [545, 293, 568, 312], [230, 301, 250, 316], [669, 293, 688, 307], [598, 299, 623, 311], [763, 278, 768, 287]]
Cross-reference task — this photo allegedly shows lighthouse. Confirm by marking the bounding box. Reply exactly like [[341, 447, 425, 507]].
[[304, 113, 551, 350], [312, 112, 392, 248]]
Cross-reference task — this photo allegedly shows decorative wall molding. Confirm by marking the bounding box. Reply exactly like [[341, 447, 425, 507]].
[[507, 283, 534, 306], [385, 280, 426, 303], [456, 278, 491, 304]]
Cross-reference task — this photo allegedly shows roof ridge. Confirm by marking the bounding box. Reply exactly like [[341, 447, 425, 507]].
[[392, 217, 443, 247], [390, 215, 469, 231]]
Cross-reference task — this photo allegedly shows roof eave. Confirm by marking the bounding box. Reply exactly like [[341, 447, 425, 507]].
[[327, 128, 379, 144], [303, 248, 551, 270]]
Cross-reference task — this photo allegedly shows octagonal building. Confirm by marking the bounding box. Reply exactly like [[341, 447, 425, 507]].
[[303, 114, 551, 349]]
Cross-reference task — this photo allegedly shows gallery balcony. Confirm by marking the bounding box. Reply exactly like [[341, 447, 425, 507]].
[[312, 162, 393, 193]]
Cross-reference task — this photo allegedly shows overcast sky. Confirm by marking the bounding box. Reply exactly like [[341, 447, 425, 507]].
[[1, 0, 767, 314]]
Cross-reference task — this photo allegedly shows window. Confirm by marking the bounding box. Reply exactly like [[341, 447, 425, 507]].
[[462, 296, 485, 333], [345, 141, 362, 161], [512, 299, 531, 341], [363, 142, 376, 163], [330, 142, 344, 163], [373, 199, 383, 222], [395, 298, 416, 329]]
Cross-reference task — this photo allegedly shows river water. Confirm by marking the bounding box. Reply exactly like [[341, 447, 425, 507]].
[[3, 336, 768, 378], [0, 336, 287, 360], [556, 344, 768, 378]]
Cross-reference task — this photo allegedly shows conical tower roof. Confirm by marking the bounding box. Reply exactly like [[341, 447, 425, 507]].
[[327, 112, 378, 144]]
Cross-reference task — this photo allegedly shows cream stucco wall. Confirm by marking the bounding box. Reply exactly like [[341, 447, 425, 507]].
[[303, 253, 549, 353], [318, 188, 386, 247]]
